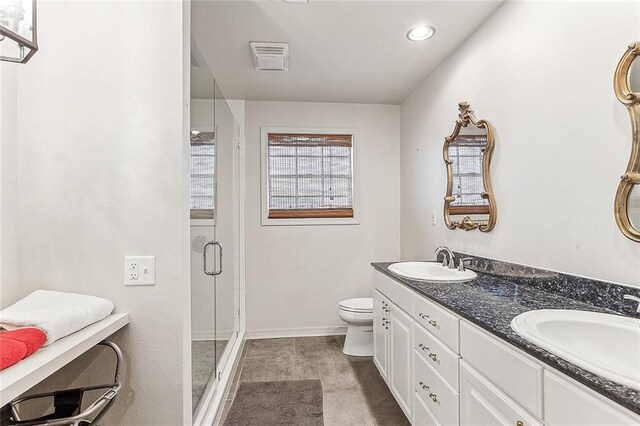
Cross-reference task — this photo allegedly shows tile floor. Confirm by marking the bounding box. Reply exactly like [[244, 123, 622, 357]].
[[192, 340, 228, 411], [220, 336, 410, 425]]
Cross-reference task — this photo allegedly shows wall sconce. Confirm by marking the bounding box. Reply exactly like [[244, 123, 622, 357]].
[[0, 0, 37, 63]]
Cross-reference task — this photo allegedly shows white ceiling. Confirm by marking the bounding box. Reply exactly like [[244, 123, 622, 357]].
[[191, 0, 504, 104]]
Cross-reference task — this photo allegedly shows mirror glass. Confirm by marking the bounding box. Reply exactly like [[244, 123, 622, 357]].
[[447, 125, 490, 223], [629, 56, 640, 93], [629, 185, 640, 231]]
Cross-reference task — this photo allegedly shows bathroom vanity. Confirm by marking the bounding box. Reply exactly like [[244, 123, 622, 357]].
[[371, 261, 640, 426]]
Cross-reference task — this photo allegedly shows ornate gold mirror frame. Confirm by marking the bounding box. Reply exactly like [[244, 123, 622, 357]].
[[443, 102, 497, 232], [613, 42, 640, 242]]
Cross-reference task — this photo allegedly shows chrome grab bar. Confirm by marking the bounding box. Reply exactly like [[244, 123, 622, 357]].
[[203, 240, 223, 276]]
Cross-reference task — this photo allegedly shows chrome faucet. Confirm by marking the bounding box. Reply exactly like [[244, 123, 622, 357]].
[[434, 246, 455, 269], [623, 294, 640, 313]]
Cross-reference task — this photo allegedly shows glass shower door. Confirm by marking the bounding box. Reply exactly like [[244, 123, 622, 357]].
[[190, 40, 217, 413], [190, 40, 239, 417], [210, 82, 237, 376]]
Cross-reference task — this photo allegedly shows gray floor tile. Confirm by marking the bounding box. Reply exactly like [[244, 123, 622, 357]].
[[245, 337, 295, 357], [322, 389, 376, 426], [295, 344, 361, 391], [295, 335, 342, 350], [240, 353, 297, 382]]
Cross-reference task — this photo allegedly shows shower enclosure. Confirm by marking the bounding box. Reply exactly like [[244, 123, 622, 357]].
[[189, 41, 242, 421]]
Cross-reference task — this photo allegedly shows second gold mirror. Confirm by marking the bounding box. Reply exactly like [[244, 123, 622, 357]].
[[614, 42, 640, 242], [443, 102, 496, 232]]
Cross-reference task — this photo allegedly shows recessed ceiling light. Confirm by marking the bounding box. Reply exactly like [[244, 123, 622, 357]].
[[406, 25, 435, 42]]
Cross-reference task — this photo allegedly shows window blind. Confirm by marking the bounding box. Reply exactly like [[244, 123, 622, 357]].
[[267, 133, 353, 219], [448, 135, 489, 214], [190, 132, 215, 219]]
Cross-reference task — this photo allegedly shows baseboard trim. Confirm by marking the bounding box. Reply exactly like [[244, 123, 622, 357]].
[[245, 325, 348, 339]]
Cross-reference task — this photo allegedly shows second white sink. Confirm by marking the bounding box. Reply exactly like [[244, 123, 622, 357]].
[[511, 309, 640, 390], [388, 261, 477, 283]]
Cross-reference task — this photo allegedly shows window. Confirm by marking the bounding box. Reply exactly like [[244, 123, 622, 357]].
[[262, 128, 356, 224], [190, 131, 215, 220]]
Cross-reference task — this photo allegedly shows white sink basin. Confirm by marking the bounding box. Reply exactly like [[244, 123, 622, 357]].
[[388, 261, 477, 283], [511, 309, 640, 390]]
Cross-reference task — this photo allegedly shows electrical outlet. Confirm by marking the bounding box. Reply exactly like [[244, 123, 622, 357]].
[[128, 259, 139, 281], [125, 256, 156, 286], [431, 210, 437, 225]]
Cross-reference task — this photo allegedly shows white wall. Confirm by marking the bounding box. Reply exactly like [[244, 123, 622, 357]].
[[0, 63, 19, 306], [400, 1, 640, 287], [245, 101, 401, 336], [2, 2, 190, 425]]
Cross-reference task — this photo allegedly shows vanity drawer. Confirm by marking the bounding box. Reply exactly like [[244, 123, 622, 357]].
[[544, 370, 640, 425], [414, 352, 459, 426], [386, 275, 414, 315], [414, 322, 460, 391], [460, 361, 542, 426], [373, 270, 390, 296], [460, 321, 543, 418], [414, 294, 460, 353], [414, 392, 440, 426]]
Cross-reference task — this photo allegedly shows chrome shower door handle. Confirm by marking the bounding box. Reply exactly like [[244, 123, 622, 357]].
[[203, 240, 223, 276]]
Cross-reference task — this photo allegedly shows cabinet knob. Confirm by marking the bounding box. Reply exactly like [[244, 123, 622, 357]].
[[516, 422, 523, 426], [428, 352, 438, 362], [428, 319, 438, 327], [429, 392, 438, 403]]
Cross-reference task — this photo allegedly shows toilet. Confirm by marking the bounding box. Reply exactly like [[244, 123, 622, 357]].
[[338, 298, 374, 356]]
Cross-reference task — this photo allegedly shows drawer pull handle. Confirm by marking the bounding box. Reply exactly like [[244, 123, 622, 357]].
[[429, 392, 438, 403], [418, 312, 429, 320], [428, 319, 438, 327], [418, 343, 429, 352], [428, 352, 438, 362], [418, 381, 429, 391]]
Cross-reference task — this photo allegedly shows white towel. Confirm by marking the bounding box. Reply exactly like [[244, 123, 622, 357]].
[[0, 290, 114, 346]]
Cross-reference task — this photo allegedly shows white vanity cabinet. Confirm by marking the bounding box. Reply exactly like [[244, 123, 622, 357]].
[[372, 269, 640, 426]]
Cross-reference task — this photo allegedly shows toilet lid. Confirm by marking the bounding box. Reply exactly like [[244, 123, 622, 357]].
[[339, 298, 373, 312]]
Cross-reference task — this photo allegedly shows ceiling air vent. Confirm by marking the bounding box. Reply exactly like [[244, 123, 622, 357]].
[[250, 42, 289, 71]]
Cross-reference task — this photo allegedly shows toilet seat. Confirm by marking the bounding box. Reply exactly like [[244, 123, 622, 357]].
[[339, 298, 373, 313]]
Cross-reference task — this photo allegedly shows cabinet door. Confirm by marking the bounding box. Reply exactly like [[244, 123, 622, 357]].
[[460, 361, 542, 426], [390, 302, 414, 419], [373, 289, 389, 381], [545, 370, 640, 426]]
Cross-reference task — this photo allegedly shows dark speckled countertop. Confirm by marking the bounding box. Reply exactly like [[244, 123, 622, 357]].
[[371, 261, 640, 415]]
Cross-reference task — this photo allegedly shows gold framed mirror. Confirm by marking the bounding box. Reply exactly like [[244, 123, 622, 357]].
[[443, 102, 496, 232], [614, 42, 640, 242]]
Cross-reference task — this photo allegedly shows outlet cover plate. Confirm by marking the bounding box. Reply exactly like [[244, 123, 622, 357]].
[[124, 256, 156, 286]]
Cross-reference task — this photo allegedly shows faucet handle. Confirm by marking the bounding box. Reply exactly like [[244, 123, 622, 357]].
[[457, 257, 473, 272], [623, 294, 640, 313]]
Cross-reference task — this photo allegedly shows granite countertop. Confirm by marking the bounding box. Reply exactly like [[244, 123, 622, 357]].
[[371, 261, 640, 415]]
